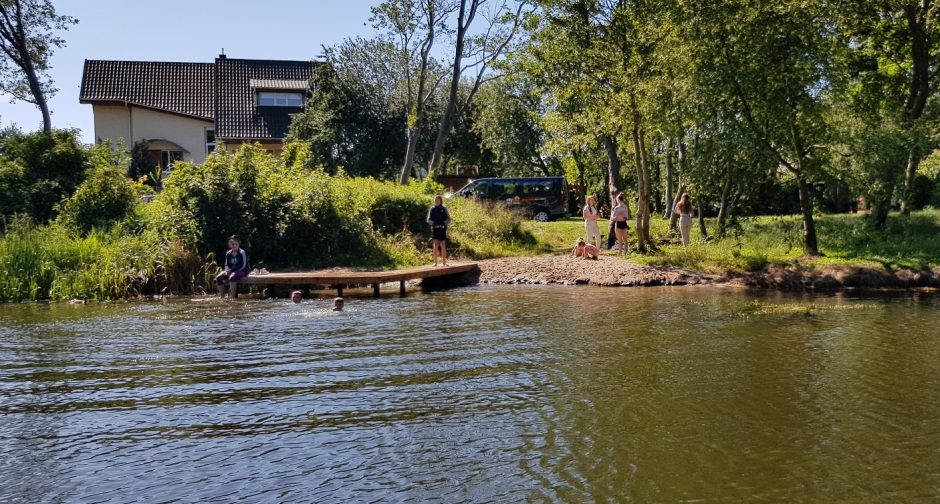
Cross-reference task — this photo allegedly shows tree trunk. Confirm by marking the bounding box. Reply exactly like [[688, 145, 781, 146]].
[[600, 134, 622, 190], [716, 169, 733, 237], [797, 176, 820, 255], [900, 145, 921, 216], [663, 137, 674, 219], [399, 129, 420, 184], [697, 206, 708, 239], [428, 1, 470, 178], [668, 182, 683, 233], [630, 95, 651, 252]]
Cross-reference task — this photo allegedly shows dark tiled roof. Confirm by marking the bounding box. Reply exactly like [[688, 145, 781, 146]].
[[80, 60, 215, 120], [215, 58, 317, 140]]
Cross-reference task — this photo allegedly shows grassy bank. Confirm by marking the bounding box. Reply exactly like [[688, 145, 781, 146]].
[[0, 145, 537, 302], [523, 210, 940, 272]]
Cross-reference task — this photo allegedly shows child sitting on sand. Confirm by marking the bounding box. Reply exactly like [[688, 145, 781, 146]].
[[571, 238, 600, 260]]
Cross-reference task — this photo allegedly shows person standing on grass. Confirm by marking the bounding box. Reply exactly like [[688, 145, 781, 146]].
[[427, 195, 451, 267], [610, 193, 631, 254], [582, 195, 602, 247], [216, 235, 249, 298], [674, 193, 693, 246]]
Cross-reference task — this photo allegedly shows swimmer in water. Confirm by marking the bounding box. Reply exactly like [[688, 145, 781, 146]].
[[291, 290, 302, 304], [332, 297, 344, 312]]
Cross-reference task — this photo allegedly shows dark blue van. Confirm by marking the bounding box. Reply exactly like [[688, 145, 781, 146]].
[[449, 176, 569, 221]]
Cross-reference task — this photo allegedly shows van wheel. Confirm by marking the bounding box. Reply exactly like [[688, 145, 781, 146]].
[[534, 209, 551, 222]]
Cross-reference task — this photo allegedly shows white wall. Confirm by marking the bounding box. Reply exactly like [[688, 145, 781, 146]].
[[92, 104, 214, 164]]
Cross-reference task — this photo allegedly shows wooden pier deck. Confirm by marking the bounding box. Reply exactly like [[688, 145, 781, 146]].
[[240, 262, 479, 297]]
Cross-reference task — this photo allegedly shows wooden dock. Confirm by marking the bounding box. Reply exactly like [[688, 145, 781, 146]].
[[239, 263, 479, 297]]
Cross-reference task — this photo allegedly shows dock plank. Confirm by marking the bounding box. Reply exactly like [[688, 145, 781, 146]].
[[241, 263, 479, 286]]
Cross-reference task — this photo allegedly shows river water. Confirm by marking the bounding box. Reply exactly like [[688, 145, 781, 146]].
[[1, 285, 939, 503]]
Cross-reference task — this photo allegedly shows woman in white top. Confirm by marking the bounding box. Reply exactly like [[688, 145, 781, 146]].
[[674, 193, 693, 246], [582, 195, 602, 247]]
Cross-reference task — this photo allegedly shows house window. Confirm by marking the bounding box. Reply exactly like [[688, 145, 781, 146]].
[[161, 150, 183, 168], [257, 91, 304, 107], [206, 129, 216, 154]]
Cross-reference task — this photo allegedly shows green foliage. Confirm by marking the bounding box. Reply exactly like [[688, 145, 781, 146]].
[[287, 62, 404, 177], [127, 139, 155, 181], [0, 224, 210, 302], [0, 129, 88, 223], [148, 144, 536, 270], [56, 160, 136, 234]]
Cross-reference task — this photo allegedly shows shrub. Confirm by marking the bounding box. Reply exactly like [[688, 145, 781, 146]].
[[0, 129, 89, 223], [56, 162, 136, 234]]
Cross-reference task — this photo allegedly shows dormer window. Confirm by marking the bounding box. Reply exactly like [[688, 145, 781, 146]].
[[257, 91, 304, 107]]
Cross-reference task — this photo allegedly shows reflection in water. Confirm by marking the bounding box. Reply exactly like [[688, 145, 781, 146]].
[[1, 287, 940, 502]]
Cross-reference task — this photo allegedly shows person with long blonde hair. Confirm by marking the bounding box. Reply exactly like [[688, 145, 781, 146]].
[[582, 195, 602, 247], [674, 193, 693, 246]]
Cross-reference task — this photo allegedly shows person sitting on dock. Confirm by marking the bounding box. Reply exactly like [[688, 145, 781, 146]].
[[332, 297, 344, 312], [291, 290, 303, 304], [571, 238, 600, 260], [427, 195, 451, 267], [216, 235, 249, 298]]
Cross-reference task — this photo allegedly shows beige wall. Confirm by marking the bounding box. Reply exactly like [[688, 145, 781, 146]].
[[92, 104, 214, 165], [221, 140, 285, 157]]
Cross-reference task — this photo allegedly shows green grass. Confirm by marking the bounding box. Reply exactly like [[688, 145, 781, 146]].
[[520, 210, 940, 273]]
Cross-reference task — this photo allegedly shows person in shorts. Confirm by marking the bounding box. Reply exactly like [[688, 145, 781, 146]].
[[216, 235, 249, 298], [427, 195, 452, 267], [610, 193, 631, 254]]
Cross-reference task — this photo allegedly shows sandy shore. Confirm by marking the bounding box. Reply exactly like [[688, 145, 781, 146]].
[[476, 255, 940, 291], [477, 256, 728, 287]]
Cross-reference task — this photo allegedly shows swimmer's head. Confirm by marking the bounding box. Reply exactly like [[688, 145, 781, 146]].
[[332, 297, 344, 311], [291, 290, 302, 304]]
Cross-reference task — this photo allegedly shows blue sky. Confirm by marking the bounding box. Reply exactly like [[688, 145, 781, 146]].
[[0, 0, 379, 141]]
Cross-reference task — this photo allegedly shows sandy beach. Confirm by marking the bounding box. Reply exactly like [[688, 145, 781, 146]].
[[476, 255, 940, 291]]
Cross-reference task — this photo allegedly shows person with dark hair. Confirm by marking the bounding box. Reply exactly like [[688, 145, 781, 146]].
[[216, 235, 249, 298], [427, 195, 451, 267], [674, 193, 694, 245]]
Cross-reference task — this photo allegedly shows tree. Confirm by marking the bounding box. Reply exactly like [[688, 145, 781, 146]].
[[427, 0, 527, 177], [371, 0, 455, 184], [287, 59, 404, 177], [832, 0, 940, 219], [474, 76, 556, 175], [0, 0, 76, 132], [682, 0, 834, 255]]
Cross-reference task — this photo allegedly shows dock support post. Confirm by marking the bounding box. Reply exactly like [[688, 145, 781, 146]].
[[400, 280, 406, 297], [337, 285, 344, 297], [372, 283, 380, 298]]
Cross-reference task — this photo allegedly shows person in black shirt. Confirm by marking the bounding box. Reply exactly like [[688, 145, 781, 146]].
[[216, 235, 249, 298], [427, 195, 452, 267]]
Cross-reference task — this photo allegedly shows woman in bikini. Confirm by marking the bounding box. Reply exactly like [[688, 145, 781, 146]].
[[609, 193, 631, 254]]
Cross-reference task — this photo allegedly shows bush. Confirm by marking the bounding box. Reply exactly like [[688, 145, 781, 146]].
[[0, 129, 89, 223], [56, 162, 136, 234]]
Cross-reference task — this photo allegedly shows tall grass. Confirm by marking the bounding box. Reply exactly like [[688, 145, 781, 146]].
[[0, 225, 212, 302]]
